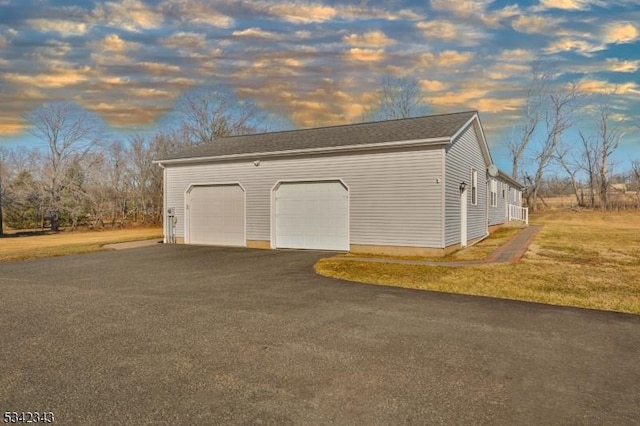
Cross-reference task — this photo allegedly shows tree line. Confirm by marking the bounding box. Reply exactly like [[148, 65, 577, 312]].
[[507, 62, 640, 212], [0, 88, 268, 233], [1, 72, 638, 234]]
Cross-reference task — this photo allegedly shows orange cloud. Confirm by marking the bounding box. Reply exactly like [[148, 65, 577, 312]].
[[537, 0, 591, 10], [95, 34, 139, 52], [140, 62, 181, 74], [604, 22, 639, 44], [251, 1, 337, 24], [605, 59, 640, 73], [419, 79, 448, 92], [511, 14, 561, 34], [92, 0, 163, 32], [27, 19, 88, 36], [232, 27, 280, 40], [345, 48, 386, 62], [343, 30, 395, 47], [0, 121, 24, 136], [578, 79, 639, 95], [4, 67, 91, 89], [421, 50, 474, 68], [161, 32, 207, 50]]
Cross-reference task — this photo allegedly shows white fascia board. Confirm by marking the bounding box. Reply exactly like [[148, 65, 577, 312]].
[[153, 136, 451, 166]]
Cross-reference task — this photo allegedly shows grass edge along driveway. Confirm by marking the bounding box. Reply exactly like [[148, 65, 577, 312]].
[[0, 228, 162, 262], [315, 211, 640, 315]]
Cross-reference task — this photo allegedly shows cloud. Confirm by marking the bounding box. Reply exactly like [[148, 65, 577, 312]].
[[4, 66, 91, 89], [603, 22, 639, 44], [604, 58, 640, 73], [140, 62, 181, 74], [232, 28, 280, 40], [545, 38, 602, 56], [87, 100, 169, 126], [0, 35, 7, 49], [578, 79, 640, 95], [511, 14, 562, 34], [95, 34, 139, 52], [536, 0, 592, 10], [495, 49, 536, 63], [339, 5, 423, 21], [416, 20, 486, 45], [249, 1, 337, 24], [33, 40, 72, 60], [343, 30, 395, 47], [430, 0, 494, 16], [92, 0, 163, 32], [27, 19, 88, 36], [0, 121, 24, 136], [161, 32, 207, 50], [419, 79, 448, 91], [420, 50, 475, 68], [160, 0, 234, 28], [344, 48, 386, 62]]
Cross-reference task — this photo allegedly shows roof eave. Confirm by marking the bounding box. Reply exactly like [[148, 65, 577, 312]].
[[153, 136, 452, 166]]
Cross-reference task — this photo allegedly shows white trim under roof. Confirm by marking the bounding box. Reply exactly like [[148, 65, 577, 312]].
[[153, 136, 452, 166]]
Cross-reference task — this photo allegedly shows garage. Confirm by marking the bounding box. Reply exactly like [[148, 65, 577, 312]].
[[274, 181, 349, 251], [187, 184, 245, 246]]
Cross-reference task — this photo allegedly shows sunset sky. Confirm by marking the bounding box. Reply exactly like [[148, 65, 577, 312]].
[[0, 0, 638, 172]]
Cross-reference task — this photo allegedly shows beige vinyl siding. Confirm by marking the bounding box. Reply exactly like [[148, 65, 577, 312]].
[[444, 124, 488, 247], [165, 146, 445, 248]]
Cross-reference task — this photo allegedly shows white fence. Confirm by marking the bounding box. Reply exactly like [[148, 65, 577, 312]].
[[509, 204, 529, 225]]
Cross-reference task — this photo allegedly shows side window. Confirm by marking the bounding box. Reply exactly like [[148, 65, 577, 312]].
[[490, 179, 497, 207], [471, 169, 478, 205]]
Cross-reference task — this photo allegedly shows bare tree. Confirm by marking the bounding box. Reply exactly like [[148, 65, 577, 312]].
[[508, 63, 551, 180], [24, 103, 102, 231], [177, 87, 267, 144], [631, 160, 640, 208], [528, 81, 580, 212], [554, 143, 582, 206], [578, 131, 599, 207], [364, 75, 430, 121], [593, 101, 624, 208]]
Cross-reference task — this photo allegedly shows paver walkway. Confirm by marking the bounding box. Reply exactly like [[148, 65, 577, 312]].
[[336, 225, 542, 267]]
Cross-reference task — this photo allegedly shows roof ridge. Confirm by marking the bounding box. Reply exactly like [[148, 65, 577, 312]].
[[220, 110, 478, 141]]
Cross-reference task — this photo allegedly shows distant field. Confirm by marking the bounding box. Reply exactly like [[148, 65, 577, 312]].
[[316, 211, 640, 315], [0, 228, 162, 262]]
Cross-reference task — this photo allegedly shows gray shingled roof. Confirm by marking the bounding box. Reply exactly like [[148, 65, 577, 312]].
[[157, 110, 477, 161]]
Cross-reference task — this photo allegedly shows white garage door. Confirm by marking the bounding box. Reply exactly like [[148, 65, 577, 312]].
[[188, 184, 245, 246], [275, 181, 349, 251]]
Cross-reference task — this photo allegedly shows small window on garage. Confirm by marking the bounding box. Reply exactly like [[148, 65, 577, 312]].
[[490, 179, 497, 207], [471, 169, 478, 205]]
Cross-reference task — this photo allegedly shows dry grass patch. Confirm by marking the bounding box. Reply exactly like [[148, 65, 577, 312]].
[[316, 211, 640, 315], [339, 226, 522, 262], [0, 228, 162, 262]]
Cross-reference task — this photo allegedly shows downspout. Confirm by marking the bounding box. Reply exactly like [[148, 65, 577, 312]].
[[158, 162, 167, 244], [485, 178, 490, 239]]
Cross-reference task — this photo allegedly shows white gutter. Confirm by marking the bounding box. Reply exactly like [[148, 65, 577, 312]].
[[153, 136, 451, 166]]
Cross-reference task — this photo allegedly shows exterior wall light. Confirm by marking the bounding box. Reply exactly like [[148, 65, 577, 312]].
[[459, 181, 467, 193]]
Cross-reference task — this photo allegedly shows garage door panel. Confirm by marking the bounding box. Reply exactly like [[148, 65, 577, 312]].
[[275, 181, 348, 251], [189, 185, 245, 246]]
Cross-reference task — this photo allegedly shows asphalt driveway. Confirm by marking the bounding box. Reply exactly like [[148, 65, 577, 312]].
[[1, 245, 639, 425]]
